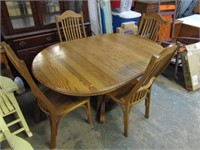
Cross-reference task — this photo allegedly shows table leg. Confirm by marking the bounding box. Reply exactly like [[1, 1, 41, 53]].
[[97, 95, 106, 123], [100, 96, 105, 123], [96, 96, 102, 111]]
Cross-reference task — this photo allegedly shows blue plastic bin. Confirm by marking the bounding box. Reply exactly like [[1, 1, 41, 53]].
[[112, 11, 141, 33]]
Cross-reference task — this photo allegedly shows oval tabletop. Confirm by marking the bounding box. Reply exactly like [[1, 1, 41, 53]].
[[32, 33, 163, 96]]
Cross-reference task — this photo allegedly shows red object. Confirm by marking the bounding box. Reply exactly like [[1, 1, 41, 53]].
[[111, 0, 120, 8], [110, 0, 134, 9]]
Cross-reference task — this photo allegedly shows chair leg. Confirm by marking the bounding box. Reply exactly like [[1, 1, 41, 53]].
[[174, 53, 180, 80], [145, 91, 151, 118], [49, 116, 58, 149], [123, 105, 130, 137], [34, 100, 41, 122]]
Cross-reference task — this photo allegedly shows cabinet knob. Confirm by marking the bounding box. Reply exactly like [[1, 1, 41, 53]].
[[19, 41, 26, 46], [46, 36, 52, 41]]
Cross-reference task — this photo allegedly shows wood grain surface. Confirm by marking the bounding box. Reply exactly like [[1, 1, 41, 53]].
[[32, 33, 163, 96]]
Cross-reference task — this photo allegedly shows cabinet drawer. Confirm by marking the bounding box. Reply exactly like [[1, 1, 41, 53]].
[[13, 33, 57, 50], [160, 4, 175, 11], [147, 4, 158, 12]]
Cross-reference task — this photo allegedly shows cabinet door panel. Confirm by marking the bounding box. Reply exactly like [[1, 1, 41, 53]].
[[37, 0, 61, 26], [1, 1, 39, 35], [5, 1, 35, 29], [36, 0, 64, 29], [63, 1, 89, 22]]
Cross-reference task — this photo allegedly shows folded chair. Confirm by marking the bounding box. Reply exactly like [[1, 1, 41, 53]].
[[55, 10, 87, 42], [2, 42, 92, 149], [0, 76, 32, 143], [137, 13, 168, 44], [103, 44, 177, 137], [0, 115, 33, 150]]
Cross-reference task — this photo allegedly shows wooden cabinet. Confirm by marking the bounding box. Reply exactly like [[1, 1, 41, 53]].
[[134, 0, 176, 14], [1, 1, 91, 71], [134, 1, 159, 14]]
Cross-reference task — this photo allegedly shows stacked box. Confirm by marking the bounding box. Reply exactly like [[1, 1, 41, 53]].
[[181, 42, 200, 91]]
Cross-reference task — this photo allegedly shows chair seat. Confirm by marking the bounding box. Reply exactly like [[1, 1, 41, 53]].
[[44, 89, 90, 116], [108, 79, 138, 104]]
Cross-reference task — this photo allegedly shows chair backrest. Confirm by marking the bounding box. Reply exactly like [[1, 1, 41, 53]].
[[126, 44, 177, 104], [55, 10, 86, 42], [137, 13, 168, 44], [1, 42, 56, 114]]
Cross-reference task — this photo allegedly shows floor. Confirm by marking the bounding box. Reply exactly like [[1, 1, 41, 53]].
[[1, 75, 200, 150]]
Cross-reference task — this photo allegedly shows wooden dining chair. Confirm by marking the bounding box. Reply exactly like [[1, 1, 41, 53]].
[[55, 10, 87, 42], [2, 42, 92, 149], [0, 42, 14, 79], [137, 13, 168, 44], [103, 44, 177, 137]]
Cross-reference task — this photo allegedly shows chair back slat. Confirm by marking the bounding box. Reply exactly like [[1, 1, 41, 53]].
[[137, 13, 168, 44], [1, 43, 56, 113], [126, 45, 177, 104], [55, 10, 86, 42], [0, 90, 15, 116]]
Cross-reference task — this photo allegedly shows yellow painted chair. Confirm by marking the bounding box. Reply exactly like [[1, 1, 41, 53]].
[[0, 76, 32, 143], [0, 115, 33, 150]]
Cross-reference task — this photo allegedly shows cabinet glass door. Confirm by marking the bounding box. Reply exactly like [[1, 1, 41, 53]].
[[64, 1, 83, 13], [63, 1, 89, 22], [5, 1, 35, 29], [39, 0, 61, 25]]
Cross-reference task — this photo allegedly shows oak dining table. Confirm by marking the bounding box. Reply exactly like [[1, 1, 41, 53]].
[[32, 33, 163, 122]]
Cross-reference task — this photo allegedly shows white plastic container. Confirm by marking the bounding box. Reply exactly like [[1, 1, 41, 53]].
[[120, 0, 133, 12], [14, 77, 25, 94]]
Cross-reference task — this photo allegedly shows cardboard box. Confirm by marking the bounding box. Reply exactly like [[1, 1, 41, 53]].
[[116, 21, 138, 35], [181, 42, 200, 91]]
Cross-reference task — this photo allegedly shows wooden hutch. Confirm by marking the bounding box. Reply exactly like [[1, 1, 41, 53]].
[[1, 1, 91, 72]]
